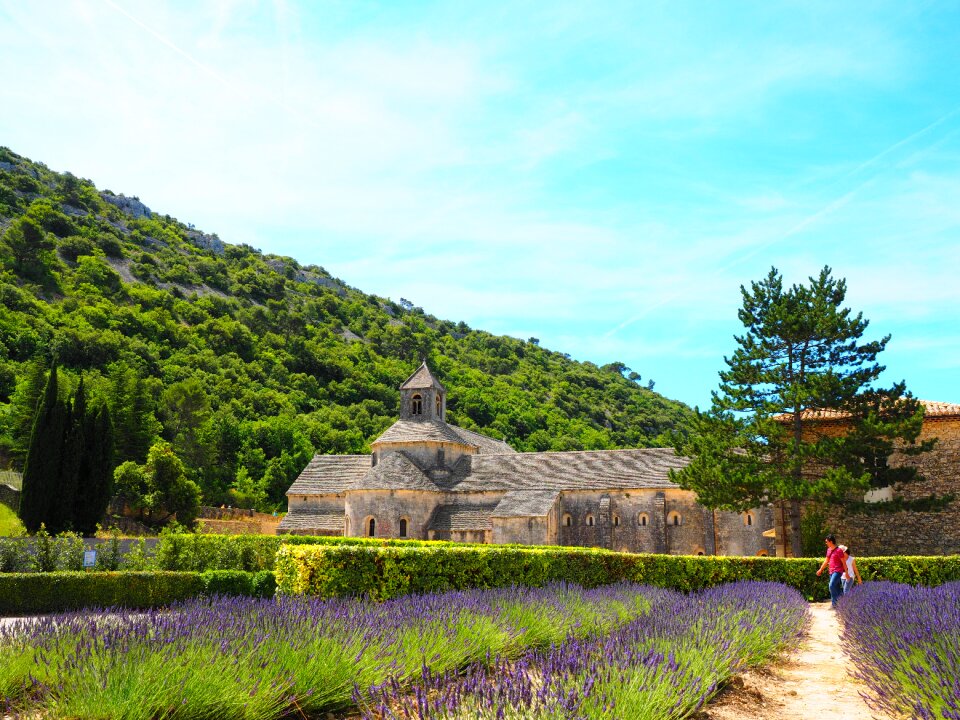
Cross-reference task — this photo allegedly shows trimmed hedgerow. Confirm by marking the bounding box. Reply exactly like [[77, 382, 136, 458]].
[[153, 532, 525, 572], [0, 571, 205, 615], [0, 570, 279, 615], [275, 545, 960, 602]]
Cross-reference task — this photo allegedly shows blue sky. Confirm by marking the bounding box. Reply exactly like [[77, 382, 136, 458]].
[[2, 1, 959, 408]]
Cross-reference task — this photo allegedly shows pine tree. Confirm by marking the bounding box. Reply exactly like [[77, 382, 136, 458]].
[[19, 365, 67, 533], [671, 266, 923, 557]]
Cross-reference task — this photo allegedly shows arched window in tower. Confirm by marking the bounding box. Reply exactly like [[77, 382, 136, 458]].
[[368, 517, 376, 537], [563, 513, 572, 527], [411, 394, 423, 416], [743, 512, 754, 526], [586, 514, 595, 527], [436, 394, 442, 417], [667, 511, 682, 526], [399, 518, 408, 538]]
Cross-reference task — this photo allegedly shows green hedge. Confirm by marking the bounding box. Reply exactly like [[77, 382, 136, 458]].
[[0, 571, 204, 615], [275, 545, 960, 602], [154, 532, 528, 572], [0, 570, 278, 615]]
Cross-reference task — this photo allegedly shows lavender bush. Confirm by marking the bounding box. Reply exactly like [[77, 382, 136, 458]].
[[362, 581, 808, 720], [838, 581, 960, 719], [0, 582, 660, 719]]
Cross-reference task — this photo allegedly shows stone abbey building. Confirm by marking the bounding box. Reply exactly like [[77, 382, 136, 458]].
[[280, 362, 773, 556]]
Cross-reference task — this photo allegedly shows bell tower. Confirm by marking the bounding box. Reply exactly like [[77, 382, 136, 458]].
[[399, 361, 446, 422]]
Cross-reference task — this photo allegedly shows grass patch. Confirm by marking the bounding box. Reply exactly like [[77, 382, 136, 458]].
[[0, 505, 24, 537]]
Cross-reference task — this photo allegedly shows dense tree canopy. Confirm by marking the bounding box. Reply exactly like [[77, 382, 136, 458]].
[[0, 147, 690, 513]]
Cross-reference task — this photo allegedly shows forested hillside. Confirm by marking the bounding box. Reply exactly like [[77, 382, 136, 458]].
[[0, 147, 690, 510]]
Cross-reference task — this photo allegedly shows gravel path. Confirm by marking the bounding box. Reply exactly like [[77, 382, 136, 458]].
[[696, 603, 886, 720]]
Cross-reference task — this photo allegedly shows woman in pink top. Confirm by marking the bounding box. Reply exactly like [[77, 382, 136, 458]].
[[815, 534, 847, 608]]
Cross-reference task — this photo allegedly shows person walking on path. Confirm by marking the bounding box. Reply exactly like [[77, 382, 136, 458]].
[[839, 545, 862, 594], [816, 534, 847, 608]]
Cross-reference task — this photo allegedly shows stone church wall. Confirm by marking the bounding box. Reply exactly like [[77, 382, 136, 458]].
[[345, 489, 439, 539], [714, 507, 776, 556], [492, 516, 552, 546]]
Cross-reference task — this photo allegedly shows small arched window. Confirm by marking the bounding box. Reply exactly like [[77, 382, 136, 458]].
[[696, 550, 705, 556], [638, 513, 649, 527], [743, 512, 754, 526], [756, 550, 768, 557], [411, 394, 423, 416], [668, 511, 682, 527], [436, 395, 442, 416], [613, 514, 620, 527], [399, 518, 408, 538], [563, 513, 572, 527], [586, 514, 595, 527], [368, 517, 376, 537]]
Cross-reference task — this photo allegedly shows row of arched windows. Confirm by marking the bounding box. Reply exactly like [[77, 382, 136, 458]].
[[561, 512, 683, 528]]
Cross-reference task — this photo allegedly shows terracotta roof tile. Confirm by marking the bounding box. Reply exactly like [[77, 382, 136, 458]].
[[777, 399, 960, 422]]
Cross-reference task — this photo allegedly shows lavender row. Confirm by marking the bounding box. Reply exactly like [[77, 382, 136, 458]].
[[362, 581, 809, 720], [0, 582, 660, 719], [837, 582, 960, 720]]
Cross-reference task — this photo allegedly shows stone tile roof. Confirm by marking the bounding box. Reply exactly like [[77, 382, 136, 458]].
[[429, 503, 497, 531], [776, 400, 960, 422], [287, 455, 370, 495], [450, 425, 517, 454], [373, 420, 471, 447], [449, 447, 687, 492], [361, 451, 442, 492], [490, 490, 560, 518], [400, 361, 446, 391], [278, 510, 344, 532], [288, 447, 686, 498], [372, 420, 516, 454]]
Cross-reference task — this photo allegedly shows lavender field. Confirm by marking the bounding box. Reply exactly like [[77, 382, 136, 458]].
[[838, 582, 960, 720], [1, 582, 806, 720]]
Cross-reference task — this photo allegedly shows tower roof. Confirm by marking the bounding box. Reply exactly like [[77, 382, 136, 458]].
[[399, 361, 446, 392]]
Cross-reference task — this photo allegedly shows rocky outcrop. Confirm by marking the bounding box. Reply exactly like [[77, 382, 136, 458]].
[[185, 230, 225, 255], [101, 193, 152, 219]]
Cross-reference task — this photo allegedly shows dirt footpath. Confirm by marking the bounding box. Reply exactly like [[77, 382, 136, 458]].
[[696, 603, 885, 720]]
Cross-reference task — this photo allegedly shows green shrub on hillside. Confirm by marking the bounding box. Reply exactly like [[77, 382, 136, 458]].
[[0, 147, 690, 513]]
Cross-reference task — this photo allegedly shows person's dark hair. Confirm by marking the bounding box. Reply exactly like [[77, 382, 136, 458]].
[[825, 534, 837, 543]]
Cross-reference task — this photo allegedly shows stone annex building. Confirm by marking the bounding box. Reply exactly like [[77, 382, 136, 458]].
[[786, 400, 960, 557], [279, 362, 774, 556]]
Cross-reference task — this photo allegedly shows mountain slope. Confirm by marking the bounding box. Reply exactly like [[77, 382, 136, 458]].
[[0, 147, 690, 509]]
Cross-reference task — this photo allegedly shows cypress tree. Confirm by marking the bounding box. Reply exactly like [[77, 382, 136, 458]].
[[74, 403, 115, 534], [56, 379, 86, 532], [19, 365, 67, 533], [9, 357, 48, 466]]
